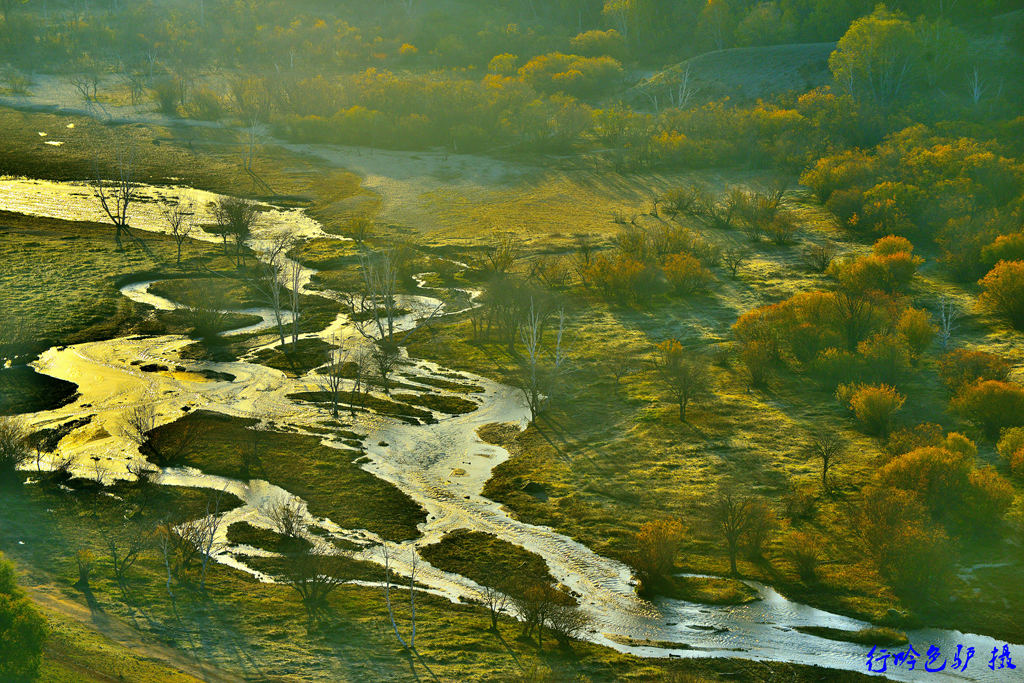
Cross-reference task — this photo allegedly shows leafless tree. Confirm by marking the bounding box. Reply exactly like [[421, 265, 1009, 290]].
[[279, 543, 349, 624], [722, 247, 748, 278], [212, 196, 258, 266], [371, 347, 398, 395], [162, 199, 195, 267], [482, 233, 523, 275], [653, 342, 711, 422], [264, 497, 306, 539], [89, 456, 108, 486], [318, 335, 349, 418], [119, 403, 157, 451], [0, 416, 30, 479], [125, 458, 157, 486], [383, 543, 417, 651], [178, 490, 227, 590], [516, 300, 568, 421], [92, 147, 144, 252], [348, 350, 372, 418], [288, 260, 302, 349], [101, 520, 150, 583], [348, 251, 400, 347], [807, 431, 845, 492], [481, 580, 511, 631], [708, 483, 761, 576], [936, 295, 961, 351], [253, 233, 291, 349]]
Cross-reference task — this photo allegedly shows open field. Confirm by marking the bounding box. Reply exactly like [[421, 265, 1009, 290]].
[[1, 2, 1023, 678]]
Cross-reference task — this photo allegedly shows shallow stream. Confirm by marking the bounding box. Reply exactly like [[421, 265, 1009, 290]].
[[3, 177, 1018, 681]]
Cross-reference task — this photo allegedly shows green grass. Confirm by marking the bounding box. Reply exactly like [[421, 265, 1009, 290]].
[[150, 410, 426, 542], [794, 626, 908, 647], [662, 575, 759, 605], [1, 475, 865, 683], [420, 530, 557, 589], [252, 337, 335, 376]]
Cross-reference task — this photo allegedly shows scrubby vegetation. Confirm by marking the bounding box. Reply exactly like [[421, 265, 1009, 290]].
[[2, 0, 1024, 679]]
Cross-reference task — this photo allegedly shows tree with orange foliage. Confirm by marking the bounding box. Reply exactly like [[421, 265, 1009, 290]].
[[951, 380, 1024, 438], [979, 260, 1024, 329], [629, 519, 685, 592]]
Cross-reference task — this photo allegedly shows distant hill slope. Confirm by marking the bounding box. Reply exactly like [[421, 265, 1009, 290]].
[[630, 42, 836, 108]]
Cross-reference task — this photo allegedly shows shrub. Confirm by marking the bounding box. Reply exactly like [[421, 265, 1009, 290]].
[[938, 349, 1010, 391], [829, 249, 922, 294], [872, 235, 916, 257], [857, 333, 911, 383], [764, 212, 798, 245], [784, 531, 822, 583], [859, 487, 954, 604], [584, 253, 661, 303], [0, 417, 29, 481], [997, 427, 1024, 478], [844, 383, 905, 436], [663, 253, 713, 294], [151, 77, 183, 114], [803, 242, 836, 272], [487, 53, 519, 75], [0, 554, 47, 680], [981, 232, 1024, 266], [187, 87, 225, 120], [569, 29, 626, 59], [979, 260, 1024, 329], [741, 341, 773, 387], [886, 422, 944, 458], [517, 52, 623, 98], [877, 438, 1013, 535], [629, 519, 685, 590], [813, 347, 860, 384], [951, 380, 1024, 438], [895, 308, 935, 358]]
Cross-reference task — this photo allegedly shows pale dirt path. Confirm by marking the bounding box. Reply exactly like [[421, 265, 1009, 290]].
[[26, 583, 243, 683]]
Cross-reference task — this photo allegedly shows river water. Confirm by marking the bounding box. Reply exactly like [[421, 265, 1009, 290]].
[[2, 177, 1019, 681]]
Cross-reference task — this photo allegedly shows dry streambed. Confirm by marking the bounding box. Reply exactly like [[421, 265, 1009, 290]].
[[5, 177, 1016, 681]]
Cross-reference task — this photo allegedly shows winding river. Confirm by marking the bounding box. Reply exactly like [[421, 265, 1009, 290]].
[[2, 177, 1019, 682]]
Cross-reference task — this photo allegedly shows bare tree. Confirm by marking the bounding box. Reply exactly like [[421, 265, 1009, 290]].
[[383, 543, 417, 650], [0, 416, 30, 480], [162, 199, 195, 267], [264, 497, 306, 539], [653, 340, 711, 422], [348, 251, 400, 347], [212, 196, 258, 266], [119, 403, 157, 451], [348, 350, 372, 418], [482, 233, 523, 275], [253, 233, 291, 349], [92, 147, 144, 251], [317, 336, 349, 418], [371, 347, 397, 395], [481, 581, 511, 631], [101, 520, 150, 583], [936, 295, 961, 351], [722, 247, 748, 278], [708, 484, 760, 576], [288, 260, 302, 349], [516, 299, 568, 421], [178, 490, 226, 590], [280, 543, 350, 625], [807, 431, 845, 492]]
